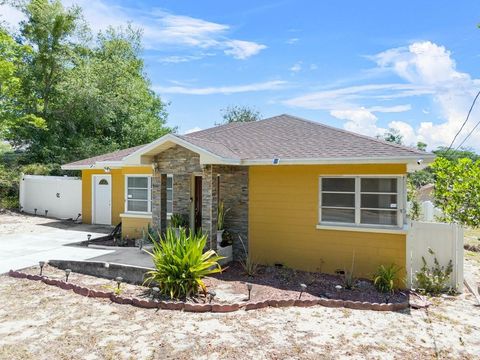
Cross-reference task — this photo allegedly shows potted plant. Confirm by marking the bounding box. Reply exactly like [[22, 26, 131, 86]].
[[217, 201, 230, 246], [170, 213, 188, 237]]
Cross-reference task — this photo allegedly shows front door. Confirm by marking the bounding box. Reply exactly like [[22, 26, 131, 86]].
[[92, 175, 112, 225], [194, 176, 202, 233]]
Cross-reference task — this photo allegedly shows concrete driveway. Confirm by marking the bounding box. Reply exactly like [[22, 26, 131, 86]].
[[0, 212, 115, 274]]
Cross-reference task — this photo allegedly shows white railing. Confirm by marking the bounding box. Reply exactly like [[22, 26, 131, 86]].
[[19, 174, 82, 220], [406, 220, 464, 291]]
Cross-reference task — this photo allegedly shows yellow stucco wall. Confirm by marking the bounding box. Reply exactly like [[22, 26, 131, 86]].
[[248, 164, 407, 279], [81, 166, 152, 238], [121, 216, 152, 240]]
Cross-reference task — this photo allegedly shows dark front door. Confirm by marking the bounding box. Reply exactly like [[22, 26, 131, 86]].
[[194, 176, 202, 233]]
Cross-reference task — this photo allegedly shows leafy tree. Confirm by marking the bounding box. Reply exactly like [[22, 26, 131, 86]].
[[378, 128, 403, 144], [0, 0, 172, 208], [0, 26, 46, 142], [219, 105, 261, 124], [433, 146, 479, 162], [2, 0, 171, 164], [431, 157, 480, 227], [416, 141, 427, 151]]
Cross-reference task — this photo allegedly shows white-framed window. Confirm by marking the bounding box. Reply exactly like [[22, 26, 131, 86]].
[[166, 174, 173, 217], [319, 176, 404, 227], [125, 175, 152, 213]]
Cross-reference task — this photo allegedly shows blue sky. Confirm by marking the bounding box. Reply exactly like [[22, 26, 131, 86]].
[[3, 1, 480, 150]]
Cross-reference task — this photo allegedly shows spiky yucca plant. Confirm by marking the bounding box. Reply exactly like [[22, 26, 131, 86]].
[[143, 228, 223, 299]]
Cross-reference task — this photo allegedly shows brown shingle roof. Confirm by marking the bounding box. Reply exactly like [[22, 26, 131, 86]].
[[182, 114, 427, 160], [64, 114, 430, 167], [64, 144, 146, 167]]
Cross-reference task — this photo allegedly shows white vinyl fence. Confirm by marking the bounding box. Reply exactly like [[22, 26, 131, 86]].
[[407, 220, 464, 291], [407, 200, 444, 222], [19, 174, 82, 220]]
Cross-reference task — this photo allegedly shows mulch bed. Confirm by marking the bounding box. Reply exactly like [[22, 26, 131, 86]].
[[207, 262, 408, 304], [13, 263, 409, 312]]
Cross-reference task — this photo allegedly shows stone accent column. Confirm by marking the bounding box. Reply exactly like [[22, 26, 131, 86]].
[[159, 173, 167, 235], [202, 165, 218, 250], [217, 166, 249, 259], [152, 170, 162, 232]]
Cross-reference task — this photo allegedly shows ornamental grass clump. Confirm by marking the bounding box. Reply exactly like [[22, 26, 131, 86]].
[[143, 228, 223, 299], [373, 264, 401, 294]]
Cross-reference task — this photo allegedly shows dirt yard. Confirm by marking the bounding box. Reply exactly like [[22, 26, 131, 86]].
[[1, 212, 480, 359], [0, 274, 479, 359]]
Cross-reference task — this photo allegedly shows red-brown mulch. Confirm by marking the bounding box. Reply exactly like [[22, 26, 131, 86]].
[[207, 262, 408, 304]]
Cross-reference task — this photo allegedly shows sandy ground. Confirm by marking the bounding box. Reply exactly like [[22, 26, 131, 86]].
[[0, 211, 56, 235], [1, 212, 479, 359], [0, 275, 479, 360]]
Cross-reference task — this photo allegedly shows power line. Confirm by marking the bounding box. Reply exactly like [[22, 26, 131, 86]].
[[454, 116, 480, 151], [445, 89, 480, 152]]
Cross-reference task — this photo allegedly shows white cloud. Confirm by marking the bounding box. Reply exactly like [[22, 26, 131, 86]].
[[330, 108, 385, 137], [223, 40, 267, 60], [286, 38, 299, 45], [290, 62, 302, 73], [2, 0, 266, 60], [309, 64, 318, 70], [156, 54, 206, 63], [153, 80, 287, 95], [184, 127, 202, 134], [284, 83, 420, 110], [367, 104, 412, 113], [285, 41, 480, 150], [373, 41, 480, 149]]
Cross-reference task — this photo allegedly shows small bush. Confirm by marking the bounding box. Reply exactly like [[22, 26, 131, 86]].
[[415, 248, 453, 295], [143, 228, 223, 299], [238, 235, 258, 276], [373, 264, 401, 294]]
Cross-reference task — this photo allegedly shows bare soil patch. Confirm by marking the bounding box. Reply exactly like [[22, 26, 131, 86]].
[[0, 275, 479, 359]]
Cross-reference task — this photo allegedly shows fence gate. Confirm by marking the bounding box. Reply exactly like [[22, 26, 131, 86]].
[[406, 221, 464, 291], [19, 174, 82, 220]]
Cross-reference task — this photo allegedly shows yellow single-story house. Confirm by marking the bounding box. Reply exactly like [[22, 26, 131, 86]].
[[62, 114, 434, 278]]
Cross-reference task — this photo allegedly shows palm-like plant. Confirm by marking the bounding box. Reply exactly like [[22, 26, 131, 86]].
[[143, 228, 223, 299], [217, 201, 230, 231]]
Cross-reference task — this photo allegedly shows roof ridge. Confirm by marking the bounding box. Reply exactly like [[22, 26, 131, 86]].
[[279, 113, 427, 156], [178, 134, 240, 157]]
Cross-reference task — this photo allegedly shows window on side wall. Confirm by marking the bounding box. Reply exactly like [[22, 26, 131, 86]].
[[319, 176, 403, 227], [166, 174, 173, 218], [126, 176, 151, 213]]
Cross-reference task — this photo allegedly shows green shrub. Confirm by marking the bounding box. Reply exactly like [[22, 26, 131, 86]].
[[373, 264, 401, 294], [143, 228, 223, 299], [415, 248, 453, 295], [170, 213, 188, 228]]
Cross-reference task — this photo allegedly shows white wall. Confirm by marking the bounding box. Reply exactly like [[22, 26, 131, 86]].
[[19, 174, 82, 220], [406, 221, 464, 291]]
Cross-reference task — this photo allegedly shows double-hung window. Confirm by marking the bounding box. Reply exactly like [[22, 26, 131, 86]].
[[319, 176, 404, 227], [166, 174, 173, 218], [126, 176, 151, 213]]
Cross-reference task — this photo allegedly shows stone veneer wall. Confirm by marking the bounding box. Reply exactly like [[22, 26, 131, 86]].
[[213, 165, 249, 259], [151, 144, 248, 259]]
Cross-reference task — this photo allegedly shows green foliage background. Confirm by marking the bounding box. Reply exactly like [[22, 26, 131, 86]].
[[0, 0, 172, 208]]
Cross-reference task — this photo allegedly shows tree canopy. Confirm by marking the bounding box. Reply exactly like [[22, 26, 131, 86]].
[[219, 105, 261, 125], [0, 0, 171, 165], [432, 157, 480, 227]]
